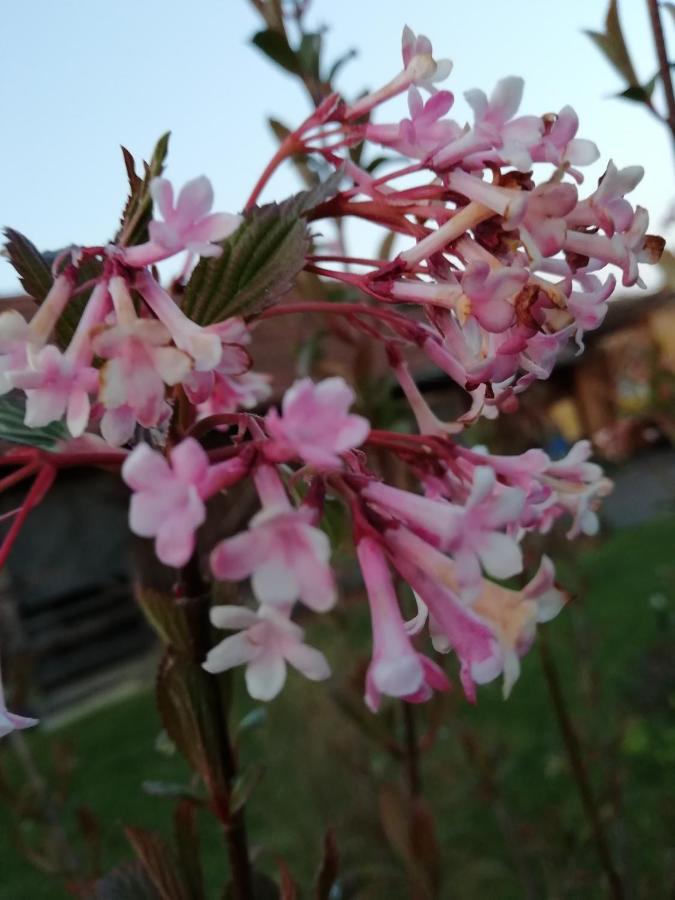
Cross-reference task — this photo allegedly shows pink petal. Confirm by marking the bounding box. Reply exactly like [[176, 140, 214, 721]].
[[210, 531, 267, 581], [101, 406, 135, 446], [155, 514, 199, 567], [210, 606, 260, 630], [251, 555, 300, 605], [176, 176, 214, 222], [122, 444, 171, 491], [245, 652, 287, 701], [150, 178, 175, 221], [203, 632, 257, 673], [477, 532, 523, 579], [170, 437, 209, 486], [284, 643, 331, 681], [66, 388, 91, 437]]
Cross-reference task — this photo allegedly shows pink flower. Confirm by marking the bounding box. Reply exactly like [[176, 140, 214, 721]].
[[530, 105, 599, 178], [367, 87, 459, 160], [461, 262, 526, 333], [0, 273, 75, 395], [365, 466, 525, 595], [399, 544, 566, 698], [434, 76, 542, 171], [196, 370, 272, 418], [566, 273, 616, 350], [386, 531, 503, 702], [400, 26, 453, 92], [93, 277, 192, 445], [0, 657, 38, 739], [210, 466, 336, 610], [0, 310, 30, 395], [11, 345, 98, 437], [563, 206, 657, 288], [123, 176, 242, 266], [471, 556, 566, 695], [345, 26, 451, 119], [357, 536, 449, 712], [567, 160, 644, 235], [542, 440, 613, 537], [265, 377, 370, 470], [203, 604, 330, 701], [135, 271, 222, 371], [123, 438, 247, 567], [182, 319, 251, 405]]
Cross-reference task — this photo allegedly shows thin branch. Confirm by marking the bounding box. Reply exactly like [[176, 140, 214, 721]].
[[538, 632, 625, 899], [647, 0, 675, 144]]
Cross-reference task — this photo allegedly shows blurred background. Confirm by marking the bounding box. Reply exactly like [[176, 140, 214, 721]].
[[1, 1, 675, 897]]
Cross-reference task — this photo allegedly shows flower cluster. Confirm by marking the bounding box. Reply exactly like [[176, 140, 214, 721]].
[[0, 26, 664, 730]]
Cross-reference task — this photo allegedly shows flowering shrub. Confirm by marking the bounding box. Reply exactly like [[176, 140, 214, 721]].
[[0, 14, 665, 896]]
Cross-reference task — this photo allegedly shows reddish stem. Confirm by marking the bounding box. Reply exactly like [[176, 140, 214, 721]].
[[245, 133, 303, 210]]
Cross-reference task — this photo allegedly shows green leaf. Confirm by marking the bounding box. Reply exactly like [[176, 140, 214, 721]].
[[181, 201, 310, 325], [251, 29, 301, 74], [237, 706, 268, 734], [327, 48, 357, 84], [619, 73, 659, 103], [3, 228, 53, 301], [585, 0, 639, 87], [2, 229, 103, 349], [297, 32, 323, 79], [134, 586, 195, 654], [282, 166, 344, 218], [181, 169, 344, 325], [0, 394, 68, 450], [141, 780, 202, 801], [230, 763, 265, 815], [156, 651, 225, 789], [116, 132, 171, 247]]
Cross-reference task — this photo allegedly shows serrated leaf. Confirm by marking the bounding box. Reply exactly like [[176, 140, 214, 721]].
[[251, 29, 301, 74], [585, 0, 638, 87], [116, 133, 171, 247], [181, 203, 309, 325], [2, 229, 103, 349], [282, 167, 344, 218], [0, 394, 68, 449], [3, 228, 53, 301], [94, 861, 161, 900]]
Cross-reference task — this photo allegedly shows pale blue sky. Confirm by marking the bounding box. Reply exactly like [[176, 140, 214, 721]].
[[1, 0, 672, 293]]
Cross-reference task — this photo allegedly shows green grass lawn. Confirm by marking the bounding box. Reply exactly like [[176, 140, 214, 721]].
[[1, 516, 675, 898]]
